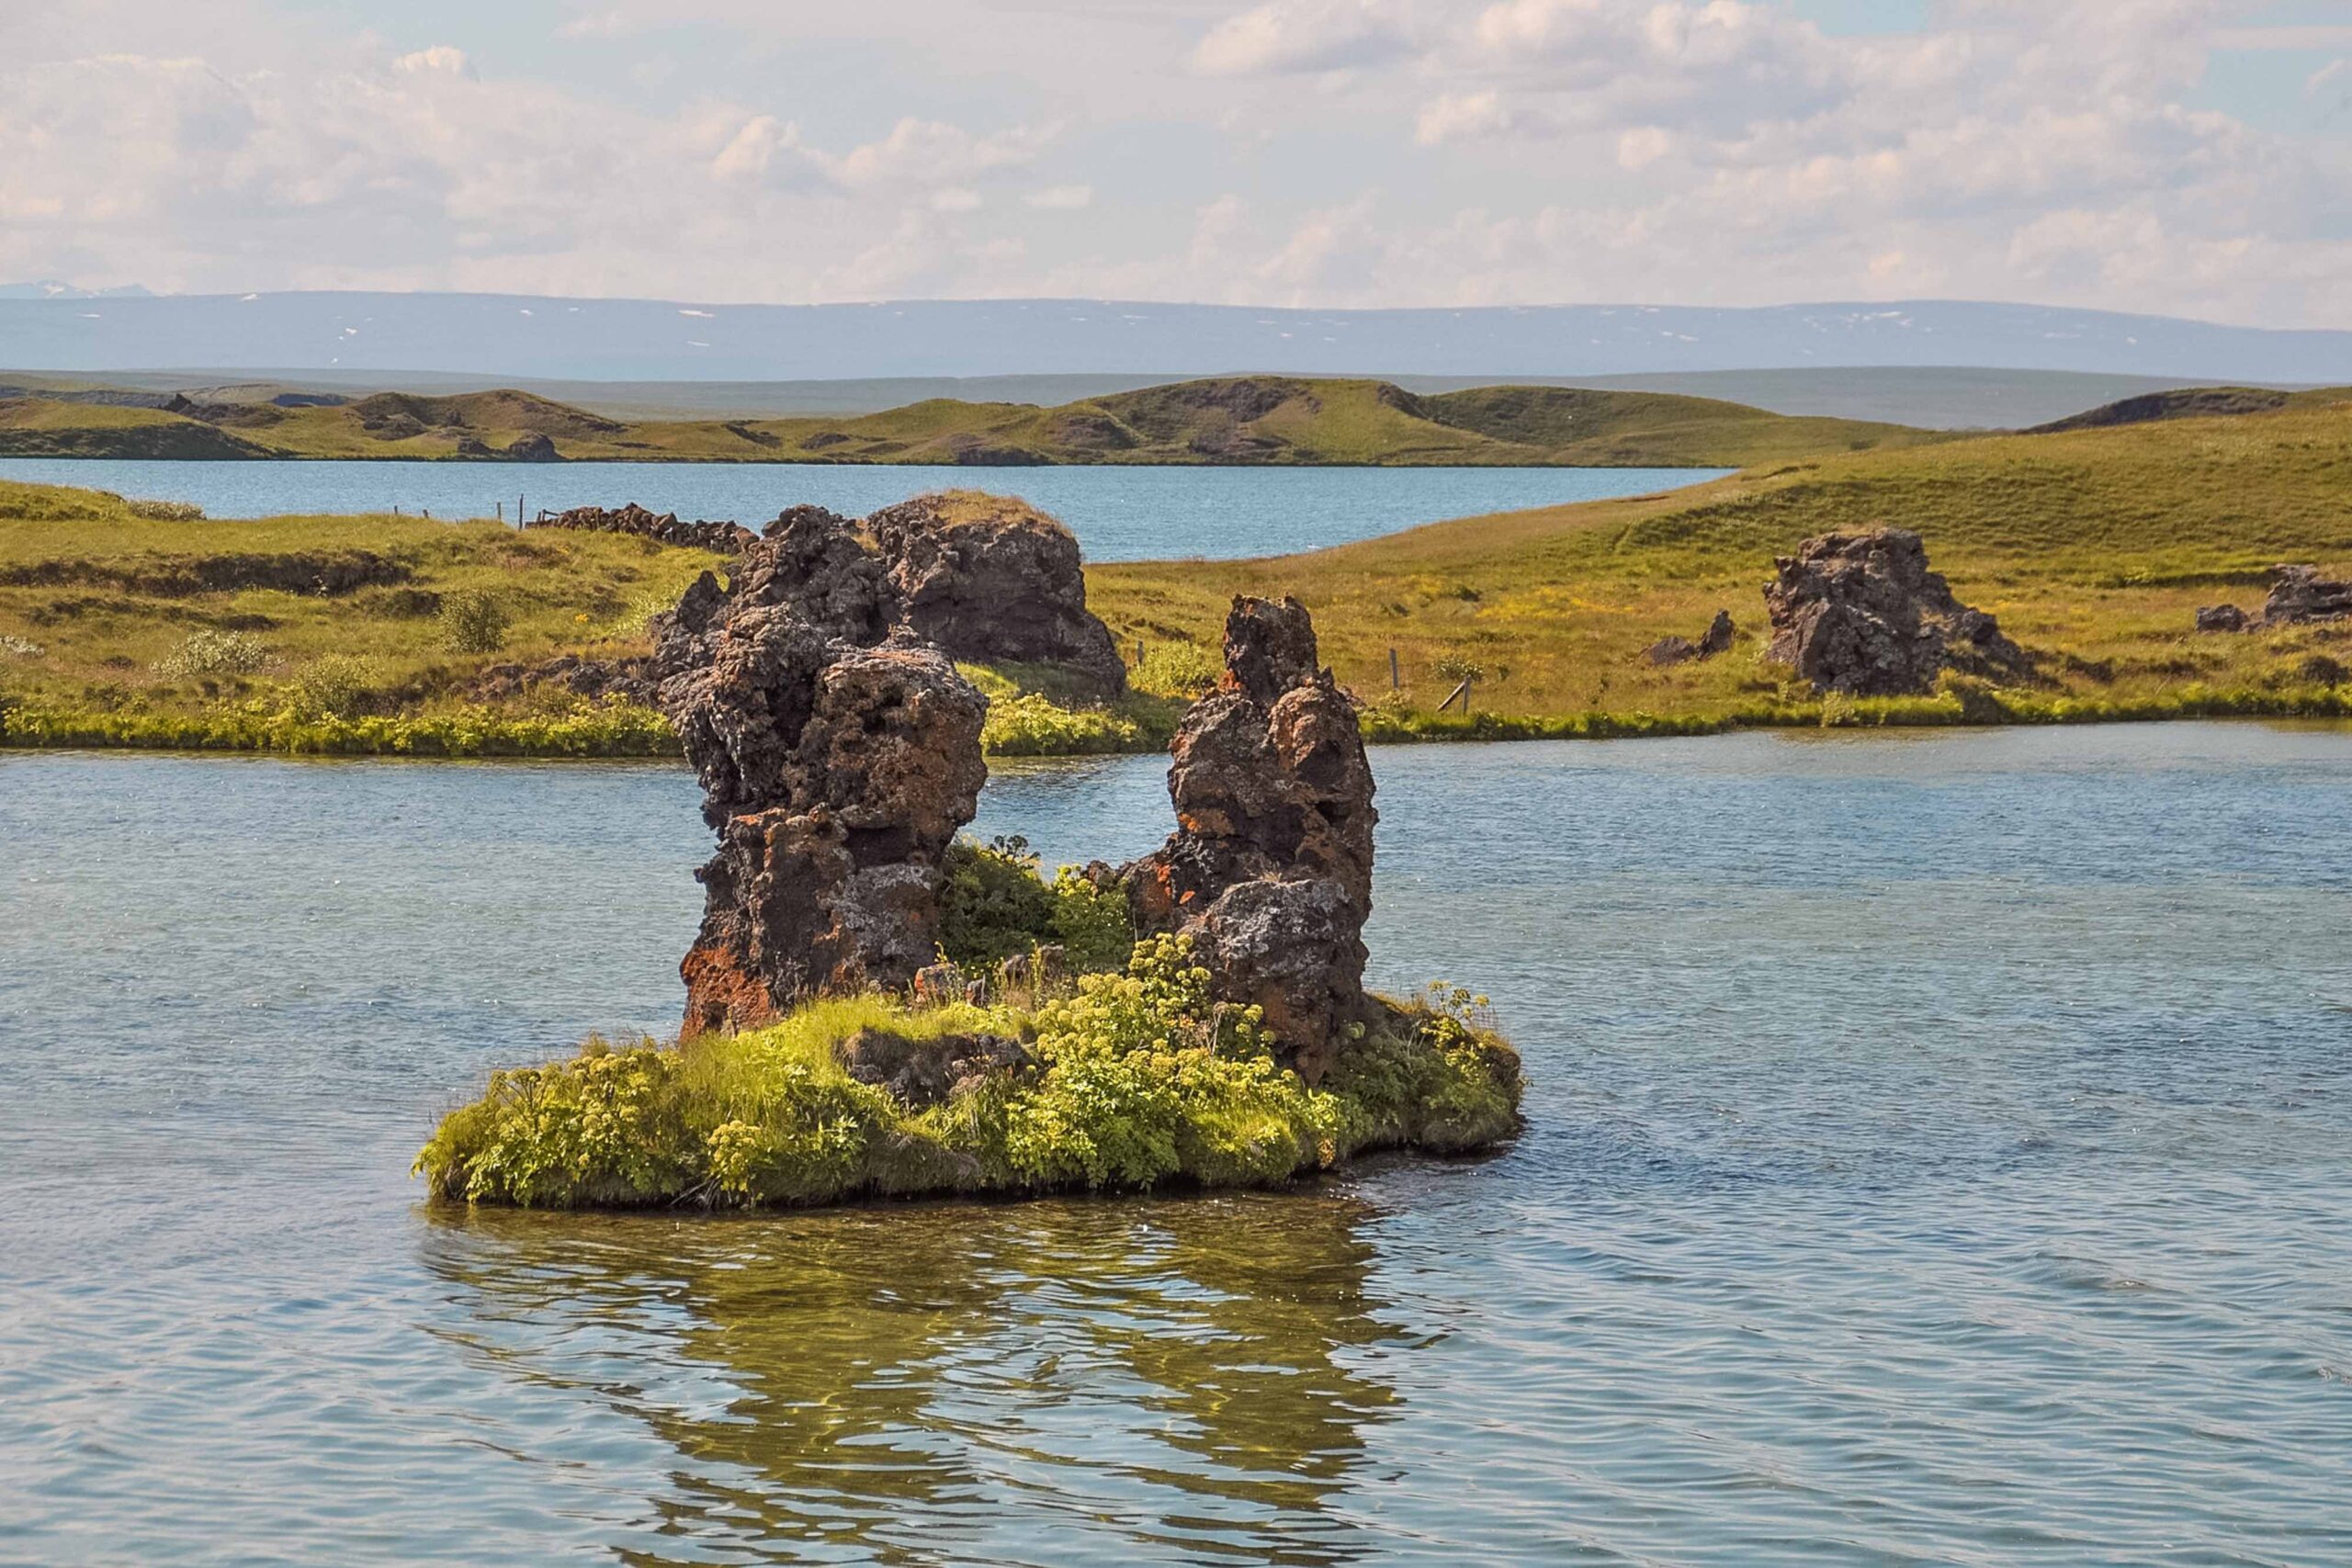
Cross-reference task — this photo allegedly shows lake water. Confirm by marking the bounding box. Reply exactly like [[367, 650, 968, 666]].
[[0, 458, 1726, 561], [5, 725, 2351, 1565]]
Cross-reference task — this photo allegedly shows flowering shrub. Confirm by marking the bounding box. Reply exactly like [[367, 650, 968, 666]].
[[156, 629, 269, 678]]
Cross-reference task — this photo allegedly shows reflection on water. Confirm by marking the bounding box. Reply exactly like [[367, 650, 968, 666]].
[[424, 1190, 1400, 1565], [5, 725, 2352, 1564]]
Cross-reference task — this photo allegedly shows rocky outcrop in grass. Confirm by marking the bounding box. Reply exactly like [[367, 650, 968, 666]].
[[2194, 564, 2350, 632], [532, 502, 755, 552], [2259, 564, 2352, 626], [1645, 609, 1735, 666], [1765, 528, 2027, 695], [867, 492, 1127, 694]]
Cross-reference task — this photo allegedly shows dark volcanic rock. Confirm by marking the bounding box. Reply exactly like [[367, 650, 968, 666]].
[[2195, 604, 2250, 634], [866, 493, 1126, 694], [1764, 528, 2026, 695], [1124, 596, 1375, 1084], [657, 508, 989, 1036], [836, 1027, 1033, 1108], [2259, 564, 2352, 626], [532, 502, 755, 552], [1646, 608, 1736, 666]]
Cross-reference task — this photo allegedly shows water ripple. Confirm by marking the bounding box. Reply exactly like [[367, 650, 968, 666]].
[[3, 725, 2350, 1563]]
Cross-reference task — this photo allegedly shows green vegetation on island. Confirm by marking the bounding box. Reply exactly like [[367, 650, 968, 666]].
[[0, 375, 1931, 468], [418, 879, 1520, 1210]]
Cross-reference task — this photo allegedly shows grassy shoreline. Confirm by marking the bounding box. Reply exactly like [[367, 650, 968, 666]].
[[6, 396, 2349, 758], [7, 682, 2349, 762]]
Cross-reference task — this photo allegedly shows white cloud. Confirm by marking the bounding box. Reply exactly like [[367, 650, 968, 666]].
[[1615, 126, 1671, 170], [1193, 0, 1414, 76], [3, 0, 2349, 326], [393, 45, 473, 76], [1415, 91, 1513, 146], [556, 9, 636, 39], [825, 118, 1052, 188]]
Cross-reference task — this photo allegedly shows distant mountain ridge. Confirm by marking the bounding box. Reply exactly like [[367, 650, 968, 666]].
[[0, 280, 154, 300], [3, 293, 2346, 384], [0, 375, 1932, 468]]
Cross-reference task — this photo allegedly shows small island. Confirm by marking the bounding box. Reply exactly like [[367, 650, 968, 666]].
[[416, 503, 1521, 1208]]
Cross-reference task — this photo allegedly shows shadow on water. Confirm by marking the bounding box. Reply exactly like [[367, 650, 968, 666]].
[[420, 1188, 1409, 1565]]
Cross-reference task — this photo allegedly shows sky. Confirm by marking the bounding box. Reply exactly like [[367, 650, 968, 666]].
[[3, 0, 2349, 326]]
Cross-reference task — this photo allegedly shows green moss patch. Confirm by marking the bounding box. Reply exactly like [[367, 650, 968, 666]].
[[414, 936, 1522, 1211]]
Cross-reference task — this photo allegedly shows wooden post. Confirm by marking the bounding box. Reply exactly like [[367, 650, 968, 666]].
[[1388, 647, 1400, 690], [519, 494, 526, 528], [1135, 637, 1146, 668], [496, 501, 503, 522], [1438, 677, 1470, 713]]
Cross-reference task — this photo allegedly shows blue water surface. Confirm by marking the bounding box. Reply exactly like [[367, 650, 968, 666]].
[[0, 457, 1726, 560], [3, 724, 2349, 1565]]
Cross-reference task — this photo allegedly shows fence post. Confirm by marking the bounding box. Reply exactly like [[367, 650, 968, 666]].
[[1135, 637, 1146, 668], [1388, 647, 1400, 690], [496, 501, 503, 523]]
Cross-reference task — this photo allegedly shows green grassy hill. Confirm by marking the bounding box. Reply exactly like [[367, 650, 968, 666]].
[[2030, 385, 2351, 434], [4, 398, 2347, 754], [0, 398, 270, 458], [0, 376, 1933, 468], [1085, 399, 2352, 729]]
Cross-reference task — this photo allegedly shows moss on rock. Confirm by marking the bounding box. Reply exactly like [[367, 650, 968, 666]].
[[415, 935, 1521, 1211]]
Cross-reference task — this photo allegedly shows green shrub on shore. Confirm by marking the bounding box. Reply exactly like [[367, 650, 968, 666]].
[[939, 835, 1136, 971], [0, 696, 677, 756], [1130, 640, 1220, 701], [437, 590, 511, 654], [414, 933, 1523, 1210], [979, 690, 1146, 755], [283, 654, 379, 719]]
